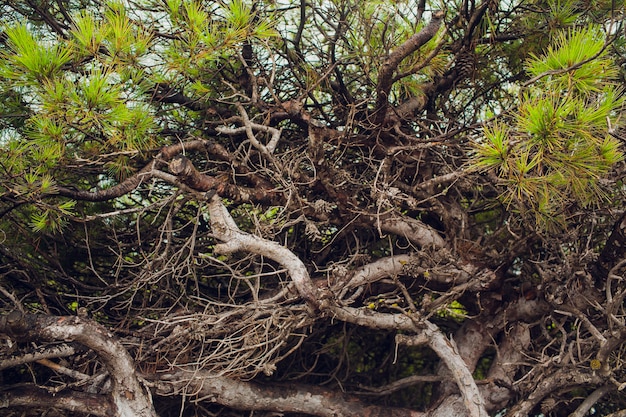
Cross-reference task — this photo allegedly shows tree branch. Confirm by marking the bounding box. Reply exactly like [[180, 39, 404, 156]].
[[0, 386, 113, 417], [569, 385, 613, 417], [374, 11, 444, 125], [207, 194, 320, 312], [483, 323, 531, 411], [397, 321, 489, 417], [373, 213, 446, 248], [155, 369, 426, 417], [0, 311, 157, 417], [56, 161, 156, 202], [506, 368, 604, 417], [0, 343, 77, 371], [216, 107, 283, 154]]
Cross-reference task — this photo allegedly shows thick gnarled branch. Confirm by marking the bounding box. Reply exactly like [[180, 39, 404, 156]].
[[0, 311, 157, 417]]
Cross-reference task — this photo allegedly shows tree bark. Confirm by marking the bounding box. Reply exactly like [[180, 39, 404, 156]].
[[207, 194, 320, 312], [375, 11, 445, 125], [0, 311, 157, 417], [0, 386, 114, 417], [155, 369, 426, 417]]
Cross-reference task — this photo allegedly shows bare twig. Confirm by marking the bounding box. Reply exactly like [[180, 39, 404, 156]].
[[0, 343, 76, 371]]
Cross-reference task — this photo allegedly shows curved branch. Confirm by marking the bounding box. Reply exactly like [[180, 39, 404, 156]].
[[338, 253, 496, 298], [374, 11, 444, 125], [376, 213, 446, 248], [207, 195, 320, 312], [217, 105, 283, 154], [435, 298, 550, 413], [57, 161, 156, 201], [55, 139, 276, 204], [0, 311, 157, 417], [168, 155, 221, 191], [397, 322, 488, 417], [339, 254, 411, 295], [55, 140, 221, 202]]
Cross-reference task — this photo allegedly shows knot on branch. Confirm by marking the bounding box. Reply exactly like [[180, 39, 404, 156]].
[[1, 310, 28, 337], [169, 155, 220, 193]]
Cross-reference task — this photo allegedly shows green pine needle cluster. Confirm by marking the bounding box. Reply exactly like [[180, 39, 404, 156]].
[[0, 1, 278, 233], [473, 26, 623, 230]]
